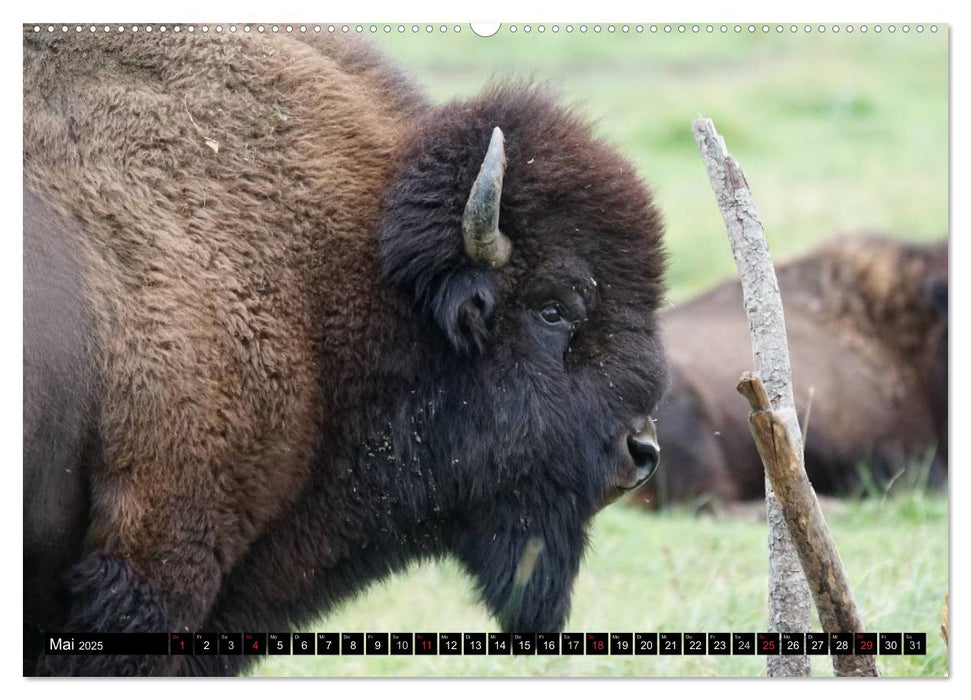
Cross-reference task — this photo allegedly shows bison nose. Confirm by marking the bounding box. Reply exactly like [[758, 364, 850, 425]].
[[626, 429, 661, 484]]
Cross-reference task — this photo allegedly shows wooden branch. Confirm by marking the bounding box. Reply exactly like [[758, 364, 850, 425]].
[[692, 116, 813, 677], [694, 118, 878, 676], [738, 373, 878, 676]]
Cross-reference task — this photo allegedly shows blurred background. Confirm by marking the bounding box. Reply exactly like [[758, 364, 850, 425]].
[[255, 25, 948, 677], [373, 26, 947, 302]]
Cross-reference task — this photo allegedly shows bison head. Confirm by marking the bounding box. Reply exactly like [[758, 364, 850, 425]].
[[369, 86, 667, 632]]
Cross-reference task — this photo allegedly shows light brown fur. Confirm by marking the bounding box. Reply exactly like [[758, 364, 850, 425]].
[[24, 30, 416, 627]]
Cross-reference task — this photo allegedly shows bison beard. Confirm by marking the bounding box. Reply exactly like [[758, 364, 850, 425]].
[[23, 30, 667, 676]]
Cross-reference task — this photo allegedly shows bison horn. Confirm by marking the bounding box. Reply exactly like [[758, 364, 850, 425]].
[[462, 126, 512, 268]]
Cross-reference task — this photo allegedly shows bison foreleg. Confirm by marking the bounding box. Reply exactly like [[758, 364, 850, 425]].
[[40, 474, 225, 675], [37, 555, 171, 676]]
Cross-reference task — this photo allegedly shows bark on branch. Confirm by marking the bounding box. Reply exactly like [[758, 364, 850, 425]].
[[692, 118, 876, 677], [738, 373, 878, 676]]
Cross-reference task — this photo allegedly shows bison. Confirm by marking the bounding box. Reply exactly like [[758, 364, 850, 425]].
[[23, 30, 667, 675], [639, 234, 947, 507]]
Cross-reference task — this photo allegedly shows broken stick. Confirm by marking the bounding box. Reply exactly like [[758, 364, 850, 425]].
[[738, 373, 878, 676]]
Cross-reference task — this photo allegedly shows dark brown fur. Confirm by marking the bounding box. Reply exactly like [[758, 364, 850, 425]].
[[24, 30, 667, 675], [639, 235, 947, 506]]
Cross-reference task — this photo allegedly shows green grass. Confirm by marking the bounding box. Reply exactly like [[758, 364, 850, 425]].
[[253, 493, 947, 677], [252, 29, 947, 678]]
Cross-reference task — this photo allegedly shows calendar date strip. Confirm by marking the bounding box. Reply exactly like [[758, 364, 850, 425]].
[[44, 631, 926, 656]]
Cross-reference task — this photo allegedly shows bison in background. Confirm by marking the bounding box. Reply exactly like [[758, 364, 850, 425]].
[[24, 31, 667, 675], [638, 234, 947, 508]]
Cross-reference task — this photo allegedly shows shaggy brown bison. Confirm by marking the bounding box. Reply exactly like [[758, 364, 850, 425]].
[[639, 235, 947, 507], [23, 30, 667, 675]]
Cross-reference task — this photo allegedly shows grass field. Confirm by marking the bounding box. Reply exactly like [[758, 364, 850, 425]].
[[252, 27, 949, 678], [254, 492, 948, 677]]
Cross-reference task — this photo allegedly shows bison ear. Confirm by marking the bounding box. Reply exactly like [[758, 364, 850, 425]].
[[429, 269, 498, 354], [376, 199, 500, 354]]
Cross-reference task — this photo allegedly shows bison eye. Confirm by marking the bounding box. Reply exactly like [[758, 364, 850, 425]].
[[540, 302, 567, 326]]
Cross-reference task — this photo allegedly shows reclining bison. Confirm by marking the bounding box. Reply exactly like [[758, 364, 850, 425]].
[[23, 31, 667, 675], [639, 235, 947, 507]]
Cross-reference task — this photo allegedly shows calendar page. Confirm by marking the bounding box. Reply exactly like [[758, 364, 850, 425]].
[[22, 19, 948, 679]]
